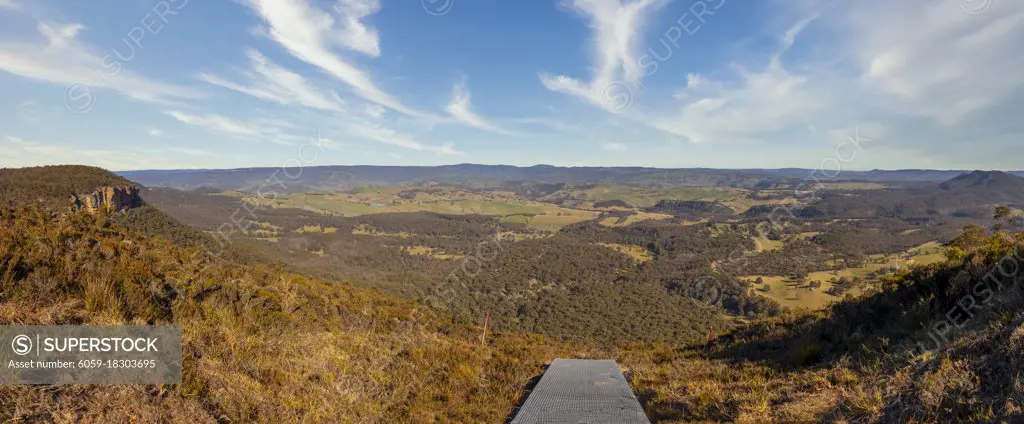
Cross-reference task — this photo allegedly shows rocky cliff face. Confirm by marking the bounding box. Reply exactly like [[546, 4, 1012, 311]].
[[70, 185, 142, 213]]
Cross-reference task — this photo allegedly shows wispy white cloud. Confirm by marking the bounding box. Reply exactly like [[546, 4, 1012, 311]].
[[845, 0, 1024, 125], [509, 117, 584, 135], [165, 110, 304, 145], [346, 122, 464, 155], [14, 100, 56, 125], [651, 15, 827, 143], [780, 14, 817, 53], [332, 0, 382, 57], [316, 137, 347, 152], [0, 136, 207, 170], [199, 49, 344, 112], [602, 142, 627, 151], [363, 104, 385, 119], [647, 0, 1024, 168], [654, 56, 825, 143], [540, 0, 668, 107], [445, 76, 513, 135], [165, 146, 220, 157], [0, 21, 202, 105], [3, 0, 1018, 170], [166, 111, 261, 136], [242, 0, 430, 118]]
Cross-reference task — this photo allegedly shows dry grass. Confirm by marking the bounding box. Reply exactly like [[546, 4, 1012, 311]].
[[742, 242, 951, 310], [0, 207, 579, 423], [496, 231, 552, 242], [401, 245, 465, 260], [621, 229, 1024, 422], [4, 206, 1023, 423], [527, 213, 598, 231], [751, 234, 784, 252], [618, 344, 856, 423], [352, 224, 412, 238], [294, 224, 338, 234], [598, 212, 675, 227], [243, 188, 596, 229], [596, 243, 654, 262]]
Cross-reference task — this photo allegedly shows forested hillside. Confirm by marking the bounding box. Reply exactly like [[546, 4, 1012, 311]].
[[131, 171, 1016, 345], [0, 165, 133, 210], [4, 165, 1023, 422], [623, 224, 1024, 422], [4, 204, 1022, 422], [138, 186, 772, 344], [0, 204, 584, 422], [119, 165, 1024, 193]]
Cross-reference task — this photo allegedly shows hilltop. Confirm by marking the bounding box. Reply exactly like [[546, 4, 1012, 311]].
[[0, 165, 275, 270], [940, 170, 1024, 191], [118, 165, 1024, 193], [0, 185, 581, 422], [2, 165, 1023, 422], [625, 225, 1024, 422], [0, 165, 137, 211]]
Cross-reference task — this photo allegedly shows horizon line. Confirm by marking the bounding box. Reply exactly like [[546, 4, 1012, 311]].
[[108, 163, 1024, 174]]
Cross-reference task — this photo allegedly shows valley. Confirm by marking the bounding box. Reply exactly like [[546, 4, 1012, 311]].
[[2, 164, 1024, 423], [2, 0, 1022, 421], [134, 167, 1020, 336], [740, 241, 948, 310]]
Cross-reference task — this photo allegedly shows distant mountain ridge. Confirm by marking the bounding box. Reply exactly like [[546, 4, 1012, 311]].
[[117, 164, 1024, 192], [798, 170, 1024, 219], [939, 170, 1024, 191]]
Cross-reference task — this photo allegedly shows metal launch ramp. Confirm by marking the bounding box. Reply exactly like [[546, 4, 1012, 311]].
[[509, 359, 651, 424]]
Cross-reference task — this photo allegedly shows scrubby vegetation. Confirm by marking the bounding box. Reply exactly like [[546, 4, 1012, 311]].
[[0, 165, 133, 211], [593, 199, 632, 208], [622, 224, 1024, 423], [141, 188, 756, 344], [645, 200, 734, 218], [4, 198, 1020, 422], [6, 165, 1024, 422], [141, 175, 1006, 342], [0, 205, 590, 422]]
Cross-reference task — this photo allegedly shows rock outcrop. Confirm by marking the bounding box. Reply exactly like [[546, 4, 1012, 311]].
[[70, 185, 142, 213]]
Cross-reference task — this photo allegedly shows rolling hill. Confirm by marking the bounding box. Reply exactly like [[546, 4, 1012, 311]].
[[3, 165, 1023, 422], [0, 166, 580, 422], [118, 165, 1024, 193]]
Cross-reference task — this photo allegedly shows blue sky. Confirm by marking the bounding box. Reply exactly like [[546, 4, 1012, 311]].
[[0, 0, 1021, 171]]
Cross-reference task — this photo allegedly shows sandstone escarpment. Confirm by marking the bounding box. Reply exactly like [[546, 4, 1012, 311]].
[[70, 185, 142, 213]]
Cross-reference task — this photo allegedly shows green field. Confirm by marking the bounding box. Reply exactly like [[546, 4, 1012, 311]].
[[400, 245, 465, 260], [597, 211, 674, 227], [499, 215, 531, 225], [547, 185, 743, 208], [237, 187, 599, 230], [526, 213, 599, 231], [596, 243, 653, 262], [744, 242, 947, 310], [752, 234, 785, 252]]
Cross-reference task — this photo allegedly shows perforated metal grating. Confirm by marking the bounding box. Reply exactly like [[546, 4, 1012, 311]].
[[509, 359, 650, 424]]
